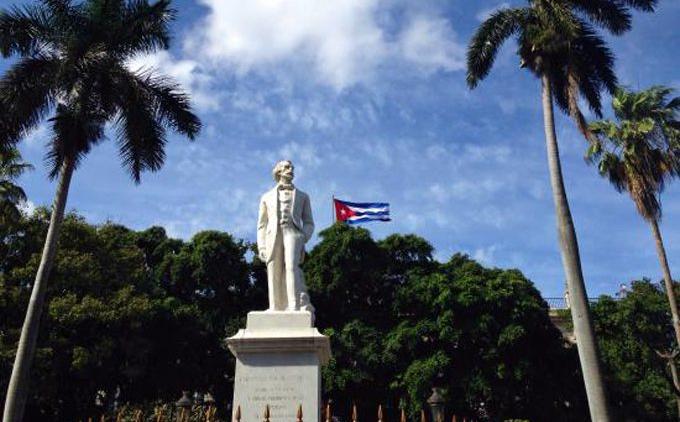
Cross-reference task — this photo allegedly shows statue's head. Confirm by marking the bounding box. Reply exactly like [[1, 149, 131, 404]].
[[272, 160, 294, 183]]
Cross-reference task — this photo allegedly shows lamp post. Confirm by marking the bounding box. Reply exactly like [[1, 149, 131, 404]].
[[427, 388, 445, 422], [203, 393, 217, 421], [175, 391, 192, 421], [203, 392, 216, 407]]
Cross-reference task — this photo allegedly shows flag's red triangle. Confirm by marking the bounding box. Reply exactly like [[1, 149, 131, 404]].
[[334, 199, 356, 222]]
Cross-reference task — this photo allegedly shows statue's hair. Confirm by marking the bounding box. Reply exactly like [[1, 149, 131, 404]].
[[272, 160, 293, 182]]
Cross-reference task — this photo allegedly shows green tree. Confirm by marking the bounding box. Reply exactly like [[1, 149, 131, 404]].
[[591, 280, 678, 421], [386, 254, 586, 421], [304, 224, 394, 419], [466, 1, 656, 419], [0, 0, 201, 419], [587, 86, 680, 417], [155, 230, 261, 331], [1, 212, 255, 420], [0, 148, 31, 229], [305, 225, 587, 421], [587, 86, 680, 347], [0, 148, 32, 266], [305, 224, 389, 329]]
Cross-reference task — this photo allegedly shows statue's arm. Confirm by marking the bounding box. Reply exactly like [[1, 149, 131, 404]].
[[257, 197, 268, 259], [301, 194, 314, 243]]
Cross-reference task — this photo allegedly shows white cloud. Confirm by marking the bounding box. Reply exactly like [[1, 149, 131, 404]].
[[426, 178, 505, 203], [399, 15, 465, 73], [182, 0, 464, 90], [473, 244, 498, 265], [462, 144, 511, 163], [474, 206, 509, 228], [276, 141, 323, 171], [19, 199, 36, 216], [185, 0, 386, 90], [23, 123, 50, 149], [475, 2, 511, 22], [361, 141, 394, 167], [126, 51, 218, 111]]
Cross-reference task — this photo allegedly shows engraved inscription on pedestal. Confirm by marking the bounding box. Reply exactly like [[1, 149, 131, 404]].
[[233, 352, 320, 421]]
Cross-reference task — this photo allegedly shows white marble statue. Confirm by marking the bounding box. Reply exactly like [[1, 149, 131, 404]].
[[257, 160, 315, 312]]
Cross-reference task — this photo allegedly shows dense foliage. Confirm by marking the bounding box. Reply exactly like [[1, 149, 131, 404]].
[[592, 280, 679, 421], [1, 214, 677, 421], [306, 225, 587, 421], [0, 148, 31, 231], [0, 210, 256, 420], [0, 0, 202, 418]]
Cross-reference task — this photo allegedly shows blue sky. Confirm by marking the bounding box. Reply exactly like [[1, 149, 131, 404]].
[[3, 0, 680, 297]]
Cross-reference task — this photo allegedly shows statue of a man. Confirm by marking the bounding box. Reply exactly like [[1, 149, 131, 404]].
[[257, 160, 315, 312]]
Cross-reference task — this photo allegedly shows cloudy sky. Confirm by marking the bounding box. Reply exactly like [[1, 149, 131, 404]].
[[4, 0, 680, 297]]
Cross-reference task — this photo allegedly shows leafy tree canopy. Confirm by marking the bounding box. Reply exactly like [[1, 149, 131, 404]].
[[306, 224, 587, 421], [2, 217, 676, 421], [0, 210, 255, 420], [592, 279, 679, 421]]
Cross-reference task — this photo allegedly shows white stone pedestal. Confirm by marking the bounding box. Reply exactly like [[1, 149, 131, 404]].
[[226, 311, 331, 422]]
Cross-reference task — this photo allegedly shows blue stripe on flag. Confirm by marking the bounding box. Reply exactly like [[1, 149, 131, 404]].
[[353, 211, 389, 217], [347, 216, 391, 224], [338, 200, 389, 208]]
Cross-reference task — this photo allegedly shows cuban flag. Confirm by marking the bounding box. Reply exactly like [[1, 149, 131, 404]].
[[334, 198, 391, 224]]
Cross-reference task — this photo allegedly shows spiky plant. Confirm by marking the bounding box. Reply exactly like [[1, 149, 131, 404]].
[[0, 0, 201, 420], [587, 86, 680, 416], [0, 148, 32, 227], [467, 1, 657, 420]]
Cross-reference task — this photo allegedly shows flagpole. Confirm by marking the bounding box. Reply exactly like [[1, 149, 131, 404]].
[[331, 195, 336, 225]]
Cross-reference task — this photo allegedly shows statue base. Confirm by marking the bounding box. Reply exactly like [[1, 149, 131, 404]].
[[226, 311, 331, 422]]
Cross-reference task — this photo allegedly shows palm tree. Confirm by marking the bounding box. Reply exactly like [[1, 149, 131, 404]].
[[0, 0, 201, 420], [467, 1, 656, 420], [0, 148, 32, 227], [587, 86, 680, 415]]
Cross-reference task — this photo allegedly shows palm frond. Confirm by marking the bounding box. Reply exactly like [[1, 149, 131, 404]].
[[114, 77, 167, 182], [534, 0, 580, 41], [0, 188, 25, 224], [546, 64, 569, 113], [588, 86, 680, 222], [1, 0, 198, 183], [567, 24, 617, 116], [568, 0, 631, 34], [0, 3, 53, 56], [0, 54, 60, 148], [0, 180, 28, 204], [566, 69, 594, 141], [129, 68, 201, 139], [666, 96, 680, 111], [45, 103, 106, 179], [0, 148, 33, 179], [619, 0, 658, 12], [466, 8, 531, 88], [114, 0, 174, 57], [0, 148, 31, 224], [598, 151, 627, 191], [41, 0, 82, 33], [589, 120, 620, 143]]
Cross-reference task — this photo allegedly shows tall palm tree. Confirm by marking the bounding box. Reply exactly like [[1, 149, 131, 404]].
[[0, 0, 201, 420], [587, 86, 680, 414], [0, 148, 32, 228], [467, 1, 656, 420]]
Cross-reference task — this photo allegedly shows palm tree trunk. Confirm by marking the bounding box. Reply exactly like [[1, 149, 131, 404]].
[[3, 155, 75, 422], [649, 219, 680, 420], [541, 73, 611, 422], [669, 355, 680, 420], [649, 219, 680, 349]]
